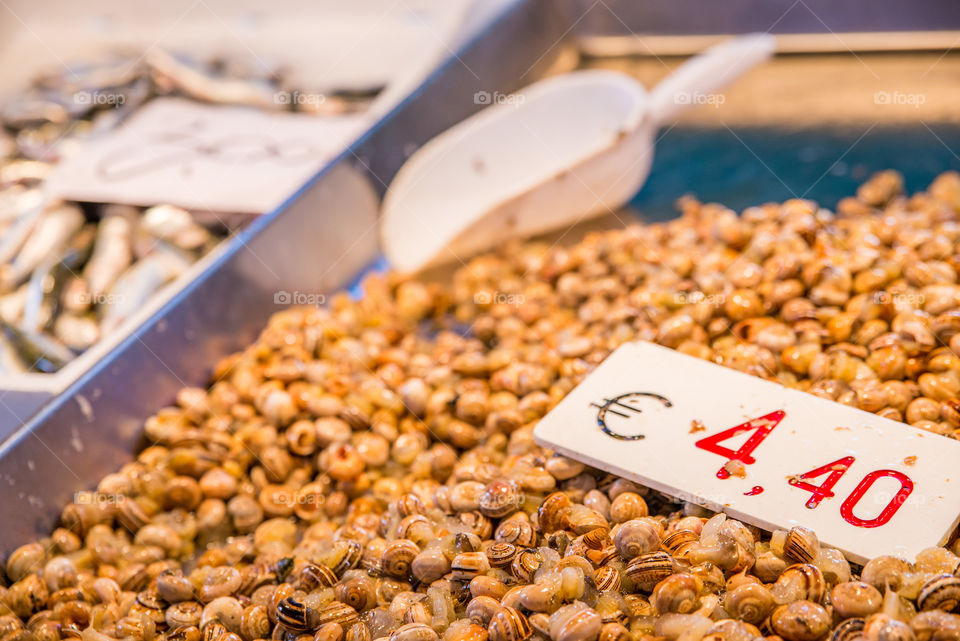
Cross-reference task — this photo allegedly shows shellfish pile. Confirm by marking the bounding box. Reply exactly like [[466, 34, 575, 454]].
[[4, 170, 960, 641]]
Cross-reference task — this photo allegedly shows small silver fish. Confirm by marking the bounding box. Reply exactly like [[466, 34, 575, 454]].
[[84, 213, 133, 298], [2, 202, 85, 289], [0, 319, 73, 373], [100, 245, 191, 336], [146, 49, 276, 109], [53, 313, 100, 352], [141, 204, 211, 250]]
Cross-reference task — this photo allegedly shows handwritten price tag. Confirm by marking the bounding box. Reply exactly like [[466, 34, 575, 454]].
[[533, 341, 960, 563], [47, 98, 367, 214]]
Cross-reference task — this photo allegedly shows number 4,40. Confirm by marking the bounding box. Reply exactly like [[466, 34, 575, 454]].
[[694, 410, 914, 528]]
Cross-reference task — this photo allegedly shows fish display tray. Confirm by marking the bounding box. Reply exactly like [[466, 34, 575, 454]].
[[1, 0, 959, 558]]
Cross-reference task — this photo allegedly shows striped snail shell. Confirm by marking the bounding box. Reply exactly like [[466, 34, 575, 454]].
[[594, 566, 621, 592], [918, 574, 960, 612], [297, 563, 338, 592], [459, 512, 494, 539], [488, 607, 532, 641], [651, 573, 703, 614], [486, 543, 518, 569], [381, 539, 420, 579], [451, 552, 491, 581], [314, 602, 360, 629], [830, 617, 865, 641], [625, 552, 675, 593], [332, 540, 364, 577], [276, 598, 310, 633], [783, 527, 820, 565], [496, 518, 536, 548], [703, 619, 762, 641], [390, 623, 440, 641], [722, 582, 776, 625], [551, 604, 603, 641], [863, 613, 914, 641], [770, 601, 831, 641], [771, 563, 826, 604], [661, 529, 699, 560], [860, 556, 912, 594], [512, 549, 542, 583], [395, 493, 426, 517]]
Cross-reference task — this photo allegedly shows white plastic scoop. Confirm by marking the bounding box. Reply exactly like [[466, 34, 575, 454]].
[[380, 33, 776, 273]]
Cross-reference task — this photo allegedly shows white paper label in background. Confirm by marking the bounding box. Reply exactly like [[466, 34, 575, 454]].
[[47, 98, 367, 214], [533, 341, 960, 563]]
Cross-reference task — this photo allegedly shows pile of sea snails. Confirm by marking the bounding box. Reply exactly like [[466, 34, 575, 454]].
[[6, 170, 960, 641]]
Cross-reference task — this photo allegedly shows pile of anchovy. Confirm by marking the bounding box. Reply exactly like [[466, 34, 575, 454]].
[[0, 49, 380, 374]]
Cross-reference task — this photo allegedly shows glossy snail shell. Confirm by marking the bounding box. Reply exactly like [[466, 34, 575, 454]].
[[770, 600, 832, 641], [496, 518, 536, 548], [863, 614, 915, 641], [486, 543, 518, 569], [488, 607, 532, 641], [722, 582, 776, 625], [661, 530, 699, 560], [297, 563, 338, 592], [830, 618, 865, 641], [451, 552, 492, 581], [551, 605, 602, 641], [831, 582, 883, 619], [625, 552, 675, 593], [512, 549, 542, 583], [918, 574, 960, 612], [613, 519, 661, 561], [772, 564, 827, 604], [381, 539, 420, 579], [390, 623, 440, 641], [335, 579, 377, 613], [314, 602, 360, 629], [538, 493, 573, 534], [860, 556, 912, 593], [783, 527, 820, 565], [276, 598, 310, 633], [651, 573, 703, 614], [594, 566, 621, 592]]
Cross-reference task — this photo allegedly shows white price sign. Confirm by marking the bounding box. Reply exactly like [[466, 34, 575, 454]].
[[533, 341, 960, 563]]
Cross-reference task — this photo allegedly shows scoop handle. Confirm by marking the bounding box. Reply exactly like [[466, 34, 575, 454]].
[[648, 32, 776, 126]]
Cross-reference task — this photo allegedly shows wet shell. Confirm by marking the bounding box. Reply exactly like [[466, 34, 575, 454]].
[[335, 579, 377, 613], [496, 518, 536, 548], [625, 552, 675, 592], [512, 548, 542, 583], [488, 607, 532, 641], [486, 543, 518, 569], [298, 563, 338, 591], [391, 622, 440, 641], [651, 573, 703, 614], [277, 598, 311, 633], [599, 622, 631, 641], [770, 601, 831, 641], [614, 519, 660, 560], [918, 574, 960, 612], [315, 602, 360, 628], [460, 512, 494, 539], [333, 540, 364, 576], [830, 617, 865, 641], [594, 566, 621, 592], [860, 556, 911, 593], [396, 494, 426, 517], [723, 582, 776, 625], [772, 564, 826, 604], [538, 493, 572, 534], [479, 481, 522, 518], [661, 530, 699, 559], [381, 539, 420, 579], [783, 527, 819, 565], [452, 552, 492, 581]]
